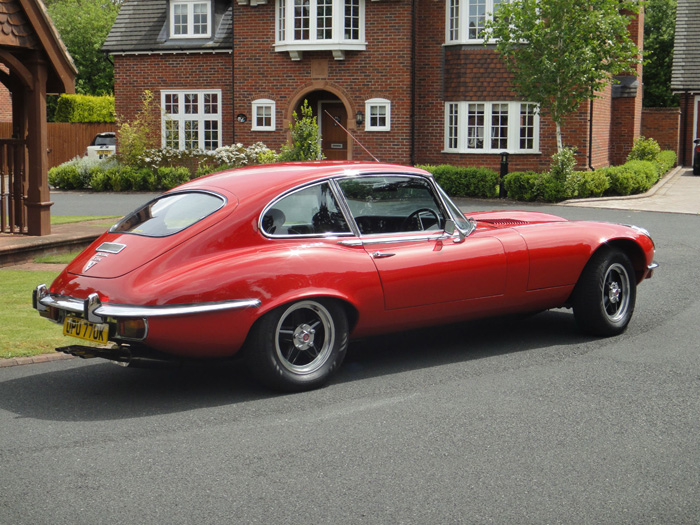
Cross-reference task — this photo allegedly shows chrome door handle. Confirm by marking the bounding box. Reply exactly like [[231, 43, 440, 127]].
[[372, 252, 396, 259]]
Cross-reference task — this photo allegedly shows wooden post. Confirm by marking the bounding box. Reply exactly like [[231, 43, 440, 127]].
[[24, 54, 53, 236]]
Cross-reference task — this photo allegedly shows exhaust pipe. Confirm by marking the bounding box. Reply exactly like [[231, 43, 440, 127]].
[[57, 344, 182, 369]]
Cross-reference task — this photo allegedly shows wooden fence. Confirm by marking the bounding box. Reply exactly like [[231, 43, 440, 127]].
[[0, 122, 116, 169]]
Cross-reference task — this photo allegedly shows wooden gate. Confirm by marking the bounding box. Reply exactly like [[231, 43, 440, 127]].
[[0, 138, 27, 234]]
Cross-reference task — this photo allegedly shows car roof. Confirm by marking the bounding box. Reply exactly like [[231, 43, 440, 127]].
[[180, 161, 431, 202]]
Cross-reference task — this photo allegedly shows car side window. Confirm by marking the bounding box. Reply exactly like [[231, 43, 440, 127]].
[[261, 182, 351, 236], [337, 176, 445, 235]]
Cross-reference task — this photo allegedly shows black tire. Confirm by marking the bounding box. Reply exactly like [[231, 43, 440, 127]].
[[245, 299, 348, 392], [572, 247, 636, 337]]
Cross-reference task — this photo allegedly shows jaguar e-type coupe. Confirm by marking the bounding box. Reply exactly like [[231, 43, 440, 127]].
[[34, 162, 657, 391]]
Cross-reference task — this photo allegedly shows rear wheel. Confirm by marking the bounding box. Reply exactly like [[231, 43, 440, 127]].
[[245, 299, 348, 392], [572, 248, 636, 336]]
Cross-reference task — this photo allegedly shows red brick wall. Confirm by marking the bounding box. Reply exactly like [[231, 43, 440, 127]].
[[642, 107, 680, 154], [113, 53, 233, 147], [233, 2, 414, 164], [109, 1, 644, 173], [0, 76, 11, 123]]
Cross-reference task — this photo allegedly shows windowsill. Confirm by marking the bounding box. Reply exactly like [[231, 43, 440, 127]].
[[275, 41, 367, 61], [442, 150, 542, 155]]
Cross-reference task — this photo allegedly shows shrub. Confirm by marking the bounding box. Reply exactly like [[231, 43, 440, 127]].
[[54, 94, 115, 123], [158, 167, 191, 190], [550, 147, 577, 182], [627, 136, 661, 162], [278, 100, 322, 162], [625, 160, 660, 191], [48, 156, 113, 190], [417, 164, 499, 198], [503, 171, 543, 201], [116, 90, 160, 167], [657, 150, 677, 174], [573, 171, 610, 198]]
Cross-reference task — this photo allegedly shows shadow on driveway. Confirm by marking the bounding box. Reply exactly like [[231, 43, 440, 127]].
[[0, 309, 597, 422]]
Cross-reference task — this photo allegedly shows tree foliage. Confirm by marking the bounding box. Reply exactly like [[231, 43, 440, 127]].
[[485, 0, 643, 151], [643, 0, 678, 107], [47, 0, 120, 96]]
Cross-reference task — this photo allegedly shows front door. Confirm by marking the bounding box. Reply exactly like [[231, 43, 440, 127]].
[[321, 102, 348, 160], [336, 175, 507, 310]]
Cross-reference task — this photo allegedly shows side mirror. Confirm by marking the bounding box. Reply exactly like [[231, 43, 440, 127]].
[[444, 219, 466, 243]]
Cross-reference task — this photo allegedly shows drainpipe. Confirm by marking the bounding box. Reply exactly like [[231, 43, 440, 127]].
[[588, 98, 594, 170], [410, 0, 417, 166], [231, 3, 236, 144], [682, 92, 689, 166]]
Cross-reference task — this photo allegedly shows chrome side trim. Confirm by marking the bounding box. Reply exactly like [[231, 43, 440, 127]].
[[338, 232, 450, 247], [648, 262, 659, 271], [35, 286, 260, 320]]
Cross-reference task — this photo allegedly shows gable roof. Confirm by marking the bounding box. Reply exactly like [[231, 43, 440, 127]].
[[0, 0, 76, 93], [671, 0, 700, 92], [102, 0, 231, 55]]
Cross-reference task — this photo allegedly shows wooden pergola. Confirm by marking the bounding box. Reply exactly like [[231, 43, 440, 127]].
[[0, 0, 76, 235]]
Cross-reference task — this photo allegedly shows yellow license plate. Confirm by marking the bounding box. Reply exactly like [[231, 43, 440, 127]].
[[63, 316, 109, 344]]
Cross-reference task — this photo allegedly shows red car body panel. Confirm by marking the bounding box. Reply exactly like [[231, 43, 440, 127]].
[[39, 162, 656, 360]]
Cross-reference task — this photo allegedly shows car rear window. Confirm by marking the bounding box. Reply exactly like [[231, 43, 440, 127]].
[[93, 135, 115, 146], [111, 192, 225, 237]]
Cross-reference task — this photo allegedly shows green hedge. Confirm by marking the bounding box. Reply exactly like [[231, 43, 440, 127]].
[[54, 94, 115, 123], [503, 149, 675, 202], [417, 164, 499, 198], [49, 157, 190, 192]]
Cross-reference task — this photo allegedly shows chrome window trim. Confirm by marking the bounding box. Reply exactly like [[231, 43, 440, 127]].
[[334, 172, 453, 237], [338, 232, 451, 247], [259, 179, 356, 239], [110, 189, 227, 238]]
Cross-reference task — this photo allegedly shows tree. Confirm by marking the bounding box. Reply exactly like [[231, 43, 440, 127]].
[[485, 0, 642, 151], [47, 0, 120, 96], [643, 0, 678, 107]]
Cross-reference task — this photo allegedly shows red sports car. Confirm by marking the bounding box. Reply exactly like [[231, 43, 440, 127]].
[[34, 162, 657, 391]]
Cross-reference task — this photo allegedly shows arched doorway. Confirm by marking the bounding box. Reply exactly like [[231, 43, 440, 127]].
[[290, 90, 352, 160]]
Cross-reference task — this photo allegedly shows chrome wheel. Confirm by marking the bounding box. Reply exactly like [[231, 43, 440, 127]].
[[602, 262, 631, 323], [245, 298, 349, 391], [275, 301, 335, 375], [573, 248, 637, 337]]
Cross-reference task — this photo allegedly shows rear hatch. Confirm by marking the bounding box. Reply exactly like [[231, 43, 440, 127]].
[[66, 190, 235, 278]]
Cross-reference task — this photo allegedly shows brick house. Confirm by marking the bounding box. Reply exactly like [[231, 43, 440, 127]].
[[671, 0, 700, 168], [103, 0, 644, 172]]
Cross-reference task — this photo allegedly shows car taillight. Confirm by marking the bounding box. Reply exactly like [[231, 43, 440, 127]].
[[117, 318, 147, 340]]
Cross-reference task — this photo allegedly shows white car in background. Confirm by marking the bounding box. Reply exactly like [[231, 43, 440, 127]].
[[86, 132, 116, 160]]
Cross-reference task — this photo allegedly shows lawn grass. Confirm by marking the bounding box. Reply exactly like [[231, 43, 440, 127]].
[[0, 269, 70, 358], [34, 252, 81, 264], [51, 215, 119, 226]]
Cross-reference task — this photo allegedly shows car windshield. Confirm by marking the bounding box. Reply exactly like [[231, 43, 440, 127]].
[[111, 192, 225, 237]]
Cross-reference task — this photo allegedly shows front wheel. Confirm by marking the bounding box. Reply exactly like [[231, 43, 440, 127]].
[[245, 299, 348, 392], [572, 248, 636, 337]]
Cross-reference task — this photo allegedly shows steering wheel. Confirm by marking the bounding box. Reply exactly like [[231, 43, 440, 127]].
[[401, 208, 440, 231]]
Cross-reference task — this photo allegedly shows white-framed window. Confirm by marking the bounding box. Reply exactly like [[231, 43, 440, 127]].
[[252, 99, 276, 131], [170, 0, 211, 38], [446, 0, 506, 44], [365, 98, 391, 132], [162, 90, 221, 150], [275, 0, 366, 60], [444, 101, 539, 153]]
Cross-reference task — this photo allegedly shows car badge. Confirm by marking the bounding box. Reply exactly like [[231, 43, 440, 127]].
[[83, 252, 110, 273]]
